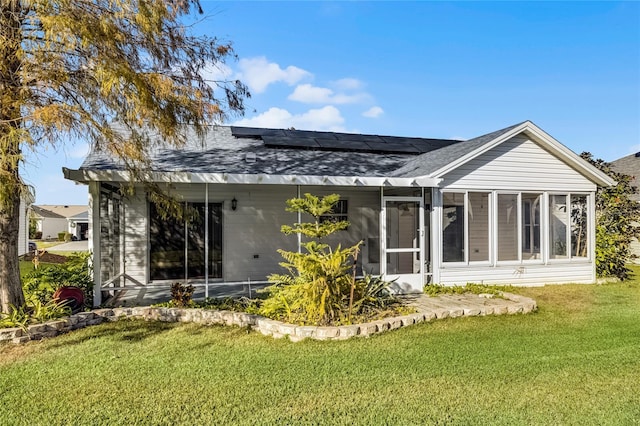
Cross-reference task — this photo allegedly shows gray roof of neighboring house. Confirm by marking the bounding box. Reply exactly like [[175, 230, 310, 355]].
[[79, 126, 462, 177], [610, 153, 640, 201], [32, 205, 88, 219]]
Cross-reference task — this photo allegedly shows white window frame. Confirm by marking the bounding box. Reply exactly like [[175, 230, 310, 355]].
[[441, 190, 491, 266], [547, 192, 591, 263]]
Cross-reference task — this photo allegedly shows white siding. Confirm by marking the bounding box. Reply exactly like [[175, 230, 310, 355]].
[[39, 217, 67, 240], [439, 262, 594, 286], [441, 136, 597, 192], [122, 191, 147, 285], [115, 184, 382, 286]]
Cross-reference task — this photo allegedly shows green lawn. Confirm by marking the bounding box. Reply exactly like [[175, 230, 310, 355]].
[[1, 274, 639, 425], [19, 260, 58, 280]]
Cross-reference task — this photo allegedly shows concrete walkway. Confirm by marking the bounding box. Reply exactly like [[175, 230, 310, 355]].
[[48, 241, 89, 252], [402, 292, 537, 318], [104, 284, 536, 320]]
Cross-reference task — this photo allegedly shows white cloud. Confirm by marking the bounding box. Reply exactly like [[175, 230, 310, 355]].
[[237, 57, 311, 94], [288, 84, 334, 103], [362, 106, 384, 118], [332, 78, 364, 91], [233, 106, 345, 131], [288, 83, 370, 105]]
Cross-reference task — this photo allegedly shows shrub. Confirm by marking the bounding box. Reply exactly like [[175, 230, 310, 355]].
[[21, 252, 93, 307], [170, 282, 195, 308], [0, 297, 72, 329], [581, 153, 640, 280], [260, 193, 406, 326]]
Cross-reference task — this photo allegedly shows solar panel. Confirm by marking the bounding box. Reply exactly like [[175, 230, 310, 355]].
[[232, 126, 463, 155], [315, 138, 371, 151]]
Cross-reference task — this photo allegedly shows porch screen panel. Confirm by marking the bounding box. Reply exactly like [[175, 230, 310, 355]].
[[468, 192, 489, 262], [571, 195, 588, 258], [208, 204, 223, 278], [100, 191, 121, 285], [521, 194, 541, 260], [99, 194, 111, 284], [187, 204, 206, 279], [442, 193, 464, 262], [149, 203, 186, 280], [150, 202, 222, 281], [550, 195, 568, 259], [497, 194, 518, 261]]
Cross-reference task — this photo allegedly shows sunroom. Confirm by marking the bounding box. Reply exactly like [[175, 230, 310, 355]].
[[64, 121, 614, 306]]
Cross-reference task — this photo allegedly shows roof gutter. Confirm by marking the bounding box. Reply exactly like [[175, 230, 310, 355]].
[[63, 168, 442, 188]]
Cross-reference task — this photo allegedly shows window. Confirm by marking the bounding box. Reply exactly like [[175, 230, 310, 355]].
[[549, 195, 568, 259], [320, 199, 348, 224], [548, 193, 590, 260], [442, 193, 464, 262], [571, 195, 588, 258], [149, 202, 222, 281], [442, 192, 489, 263], [497, 194, 519, 261], [521, 194, 541, 260], [468, 192, 489, 262], [441, 191, 590, 265]]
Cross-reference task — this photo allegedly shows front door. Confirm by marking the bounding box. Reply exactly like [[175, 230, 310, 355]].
[[382, 197, 424, 293]]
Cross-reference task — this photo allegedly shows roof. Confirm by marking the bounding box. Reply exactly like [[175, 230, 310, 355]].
[[32, 205, 88, 219], [391, 122, 525, 177], [611, 153, 640, 201], [65, 122, 615, 188]]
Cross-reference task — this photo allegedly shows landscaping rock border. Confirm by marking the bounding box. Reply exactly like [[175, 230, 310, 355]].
[[0, 292, 536, 344]]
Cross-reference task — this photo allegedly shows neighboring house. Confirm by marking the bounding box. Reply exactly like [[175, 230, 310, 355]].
[[610, 152, 640, 262], [18, 186, 35, 256], [64, 121, 615, 307], [31, 205, 89, 240]]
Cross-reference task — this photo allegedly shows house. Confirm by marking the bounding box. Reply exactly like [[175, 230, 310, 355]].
[[63, 121, 615, 307], [610, 152, 640, 261], [31, 204, 89, 240], [18, 187, 35, 256]]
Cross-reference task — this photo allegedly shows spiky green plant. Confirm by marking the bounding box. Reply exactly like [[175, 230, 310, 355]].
[[261, 194, 362, 325]]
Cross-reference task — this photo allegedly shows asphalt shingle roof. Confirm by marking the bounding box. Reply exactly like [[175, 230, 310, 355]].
[[390, 122, 526, 178], [78, 123, 526, 180], [611, 153, 640, 202]]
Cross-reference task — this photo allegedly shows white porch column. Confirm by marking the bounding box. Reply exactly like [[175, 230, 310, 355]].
[[431, 188, 442, 284], [88, 181, 102, 307], [589, 191, 597, 282]]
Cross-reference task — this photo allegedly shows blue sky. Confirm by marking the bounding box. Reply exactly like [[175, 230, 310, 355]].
[[23, 1, 640, 205]]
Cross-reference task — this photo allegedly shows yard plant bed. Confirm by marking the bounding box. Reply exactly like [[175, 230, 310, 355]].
[[21, 252, 68, 264], [1, 276, 638, 424]]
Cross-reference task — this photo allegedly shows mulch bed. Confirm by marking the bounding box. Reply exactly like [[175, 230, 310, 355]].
[[21, 252, 68, 264]]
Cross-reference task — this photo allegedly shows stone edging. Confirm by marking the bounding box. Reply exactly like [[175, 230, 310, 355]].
[[0, 292, 536, 344]]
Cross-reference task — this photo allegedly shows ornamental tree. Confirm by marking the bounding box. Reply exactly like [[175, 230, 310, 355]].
[[0, 0, 249, 312], [580, 152, 640, 280]]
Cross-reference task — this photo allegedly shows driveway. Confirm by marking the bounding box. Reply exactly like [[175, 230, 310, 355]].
[[51, 241, 89, 252]]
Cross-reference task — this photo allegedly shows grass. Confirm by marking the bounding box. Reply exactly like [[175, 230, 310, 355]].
[[1, 273, 639, 425], [19, 260, 60, 280]]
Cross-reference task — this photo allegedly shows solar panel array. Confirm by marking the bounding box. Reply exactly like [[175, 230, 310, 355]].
[[230, 126, 461, 155]]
